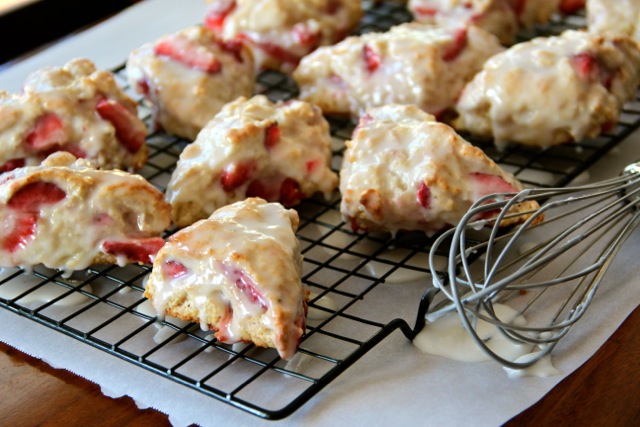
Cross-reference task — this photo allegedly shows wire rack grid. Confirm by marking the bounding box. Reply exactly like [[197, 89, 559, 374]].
[[2, 0, 640, 420]]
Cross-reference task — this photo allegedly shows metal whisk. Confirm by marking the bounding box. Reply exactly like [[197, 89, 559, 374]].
[[425, 163, 640, 369]]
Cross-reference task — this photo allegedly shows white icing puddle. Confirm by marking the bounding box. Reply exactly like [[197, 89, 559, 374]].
[[414, 304, 533, 363], [504, 352, 561, 378], [284, 352, 314, 378], [307, 292, 338, 320]]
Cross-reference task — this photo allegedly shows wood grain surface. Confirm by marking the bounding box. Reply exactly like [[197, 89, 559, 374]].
[[2, 307, 640, 426]]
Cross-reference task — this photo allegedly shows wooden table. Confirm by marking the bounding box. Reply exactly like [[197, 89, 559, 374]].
[[2, 306, 639, 426]]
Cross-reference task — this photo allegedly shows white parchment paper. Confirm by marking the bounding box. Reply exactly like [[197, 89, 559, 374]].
[[1, 1, 639, 425]]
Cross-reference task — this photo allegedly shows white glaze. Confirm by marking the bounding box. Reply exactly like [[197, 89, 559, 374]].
[[0, 58, 147, 171], [588, 0, 640, 44], [294, 22, 504, 117], [166, 95, 338, 228], [414, 303, 534, 363], [504, 352, 561, 378], [145, 198, 307, 360], [307, 292, 337, 320], [0, 153, 170, 272]]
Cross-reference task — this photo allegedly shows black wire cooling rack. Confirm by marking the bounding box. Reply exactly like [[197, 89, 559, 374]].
[[2, 0, 640, 421]]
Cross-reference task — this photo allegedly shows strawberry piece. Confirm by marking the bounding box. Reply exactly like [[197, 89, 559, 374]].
[[363, 44, 381, 74], [215, 304, 234, 342], [227, 266, 267, 309], [8, 182, 66, 212], [442, 29, 468, 62], [246, 179, 271, 199], [571, 53, 600, 82], [101, 237, 166, 264], [216, 39, 245, 63], [2, 214, 38, 253], [510, 0, 527, 16], [204, 0, 237, 33], [326, 0, 340, 14], [0, 158, 25, 173], [162, 259, 189, 279], [417, 182, 431, 209], [96, 99, 147, 154], [601, 120, 616, 134], [238, 33, 302, 66], [306, 159, 320, 173], [413, 7, 438, 17], [350, 218, 360, 232], [221, 161, 256, 192], [558, 0, 585, 15], [264, 123, 281, 149], [154, 37, 222, 73], [136, 78, 151, 97], [25, 113, 67, 150], [279, 178, 305, 206], [470, 172, 518, 197], [293, 24, 320, 47]]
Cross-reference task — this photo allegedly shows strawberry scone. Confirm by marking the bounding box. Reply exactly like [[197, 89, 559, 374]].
[[454, 30, 640, 148], [145, 198, 308, 360], [0, 58, 147, 173], [204, 0, 362, 73], [166, 95, 338, 228], [340, 104, 539, 236], [293, 22, 504, 118], [126, 26, 255, 141], [409, 0, 559, 45], [588, 0, 640, 44], [0, 152, 171, 273]]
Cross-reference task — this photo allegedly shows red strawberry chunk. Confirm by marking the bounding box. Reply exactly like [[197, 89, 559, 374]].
[[226, 265, 267, 309], [246, 179, 275, 200], [413, 7, 438, 17], [221, 161, 256, 192], [2, 214, 38, 253], [0, 158, 25, 173], [264, 123, 281, 149], [571, 53, 600, 82], [204, 0, 237, 32], [215, 304, 234, 342], [558, 0, 585, 15], [8, 182, 66, 212], [162, 259, 189, 279], [511, 0, 527, 16], [279, 177, 305, 206], [154, 37, 222, 74], [237, 33, 302, 66], [326, 0, 340, 14], [96, 99, 147, 154], [470, 172, 518, 197], [306, 159, 319, 173], [417, 182, 431, 209], [363, 44, 381, 74], [293, 24, 320, 47], [25, 113, 67, 150], [216, 39, 245, 63], [442, 29, 468, 62], [101, 237, 166, 264]]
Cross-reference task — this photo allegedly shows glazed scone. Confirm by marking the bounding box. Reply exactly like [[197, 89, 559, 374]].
[[409, 0, 559, 45], [127, 25, 255, 141], [145, 198, 308, 360], [0, 58, 148, 173], [340, 104, 539, 235], [166, 95, 338, 228], [454, 30, 640, 148], [204, 0, 362, 73], [0, 152, 171, 273], [588, 0, 640, 44], [293, 22, 504, 118]]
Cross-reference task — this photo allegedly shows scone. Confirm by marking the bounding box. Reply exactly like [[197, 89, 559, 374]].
[[127, 25, 255, 141], [204, 0, 362, 73], [0, 152, 171, 273], [588, 0, 640, 44], [453, 30, 640, 148], [0, 58, 148, 173], [408, 0, 559, 45], [144, 198, 308, 360], [340, 104, 539, 236], [293, 22, 504, 118], [166, 95, 339, 228]]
